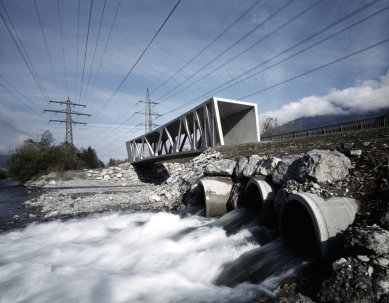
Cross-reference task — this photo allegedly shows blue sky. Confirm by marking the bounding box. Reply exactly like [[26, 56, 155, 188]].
[[1, 0, 388, 163]]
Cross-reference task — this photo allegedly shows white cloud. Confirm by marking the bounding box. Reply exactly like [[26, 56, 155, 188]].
[[259, 70, 389, 124]]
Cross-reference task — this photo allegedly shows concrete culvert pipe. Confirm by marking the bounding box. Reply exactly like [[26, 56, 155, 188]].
[[279, 193, 359, 260], [195, 178, 233, 217], [245, 179, 276, 227]]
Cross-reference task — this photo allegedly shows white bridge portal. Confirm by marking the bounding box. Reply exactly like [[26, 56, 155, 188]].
[[125, 97, 259, 164]]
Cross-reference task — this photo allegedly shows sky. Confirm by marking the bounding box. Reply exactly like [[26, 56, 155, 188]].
[[0, 0, 388, 164]]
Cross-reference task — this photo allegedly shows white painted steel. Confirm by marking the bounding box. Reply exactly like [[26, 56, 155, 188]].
[[126, 97, 259, 164]]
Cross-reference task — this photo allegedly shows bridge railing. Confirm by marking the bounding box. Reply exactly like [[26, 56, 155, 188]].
[[261, 115, 389, 141]]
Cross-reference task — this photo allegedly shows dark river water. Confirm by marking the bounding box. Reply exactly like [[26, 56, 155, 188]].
[[0, 178, 40, 231], [0, 181, 312, 302]]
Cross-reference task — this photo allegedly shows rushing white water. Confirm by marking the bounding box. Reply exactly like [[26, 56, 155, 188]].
[[0, 210, 307, 302]]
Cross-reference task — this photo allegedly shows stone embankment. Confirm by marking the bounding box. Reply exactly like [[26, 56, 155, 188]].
[[22, 128, 389, 302]]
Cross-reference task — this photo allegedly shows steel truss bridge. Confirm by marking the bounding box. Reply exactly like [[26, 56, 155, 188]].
[[125, 97, 259, 164]]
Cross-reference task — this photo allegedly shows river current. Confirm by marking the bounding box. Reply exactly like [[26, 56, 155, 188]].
[[0, 186, 311, 302]]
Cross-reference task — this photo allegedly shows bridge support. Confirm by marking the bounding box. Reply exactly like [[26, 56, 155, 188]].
[[126, 97, 259, 164]]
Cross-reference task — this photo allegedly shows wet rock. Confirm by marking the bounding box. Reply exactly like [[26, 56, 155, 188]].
[[243, 155, 263, 178], [272, 154, 302, 184], [205, 159, 236, 176], [344, 225, 389, 256], [296, 150, 351, 183], [234, 157, 248, 179]]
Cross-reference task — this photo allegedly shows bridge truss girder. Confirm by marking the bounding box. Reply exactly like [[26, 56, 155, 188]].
[[126, 97, 259, 164]]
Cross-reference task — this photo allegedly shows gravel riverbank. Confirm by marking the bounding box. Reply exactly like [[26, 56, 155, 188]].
[[2, 127, 389, 302]]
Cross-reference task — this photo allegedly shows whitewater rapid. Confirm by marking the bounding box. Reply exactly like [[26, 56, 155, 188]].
[[0, 210, 306, 302]]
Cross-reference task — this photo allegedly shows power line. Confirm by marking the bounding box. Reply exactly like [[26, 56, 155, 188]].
[[44, 98, 91, 144], [85, 0, 247, 145], [96, 94, 389, 158], [90, 0, 182, 121], [75, 0, 81, 102], [134, 88, 161, 134], [149, 0, 262, 100], [148, 0, 250, 96], [161, 1, 385, 115], [83, 0, 107, 105], [239, 38, 389, 100], [85, 0, 384, 148], [159, 0, 324, 103], [0, 82, 43, 116], [57, 0, 69, 96], [0, 0, 49, 102], [155, 0, 295, 102], [34, 0, 62, 100], [85, 0, 122, 105], [0, 74, 44, 111], [79, 0, 94, 104]]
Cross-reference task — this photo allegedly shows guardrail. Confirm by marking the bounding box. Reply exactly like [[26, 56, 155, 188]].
[[261, 115, 389, 141]]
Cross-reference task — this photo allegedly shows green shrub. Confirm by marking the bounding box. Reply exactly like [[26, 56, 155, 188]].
[[6, 141, 42, 184], [6, 131, 104, 183]]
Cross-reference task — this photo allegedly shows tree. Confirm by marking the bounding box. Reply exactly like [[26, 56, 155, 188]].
[[6, 140, 42, 183], [260, 116, 281, 137], [37, 130, 54, 150], [6, 130, 104, 183], [79, 146, 104, 169]]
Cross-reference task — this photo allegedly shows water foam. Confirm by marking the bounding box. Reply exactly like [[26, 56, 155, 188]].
[[0, 211, 274, 303]]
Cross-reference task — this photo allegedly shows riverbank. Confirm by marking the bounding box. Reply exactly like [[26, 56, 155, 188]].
[[2, 127, 389, 302]]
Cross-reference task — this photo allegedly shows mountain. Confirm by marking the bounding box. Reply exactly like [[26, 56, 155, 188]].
[[281, 108, 389, 131]]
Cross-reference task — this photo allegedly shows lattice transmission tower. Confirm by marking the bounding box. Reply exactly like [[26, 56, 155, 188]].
[[44, 97, 91, 144], [134, 89, 160, 134]]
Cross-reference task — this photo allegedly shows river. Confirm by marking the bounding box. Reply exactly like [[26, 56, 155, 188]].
[[0, 185, 312, 302]]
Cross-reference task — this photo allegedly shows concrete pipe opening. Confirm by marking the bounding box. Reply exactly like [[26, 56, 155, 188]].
[[195, 178, 233, 218], [279, 193, 359, 260], [244, 179, 276, 227]]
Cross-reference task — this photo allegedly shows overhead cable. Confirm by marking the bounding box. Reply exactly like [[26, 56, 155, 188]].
[[90, 0, 182, 121]]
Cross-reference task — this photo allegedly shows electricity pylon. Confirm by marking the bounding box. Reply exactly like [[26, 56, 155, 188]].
[[44, 96, 91, 144], [134, 88, 160, 134]]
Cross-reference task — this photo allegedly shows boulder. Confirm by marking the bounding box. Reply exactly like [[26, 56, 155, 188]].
[[296, 150, 351, 183], [255, 156, 281, 176], [272, 154, 302, 184], [205, 159, 236, 176], [234, 157, 248, 179], [344, 225, 389, 256], [242, 155, 263, 178]]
